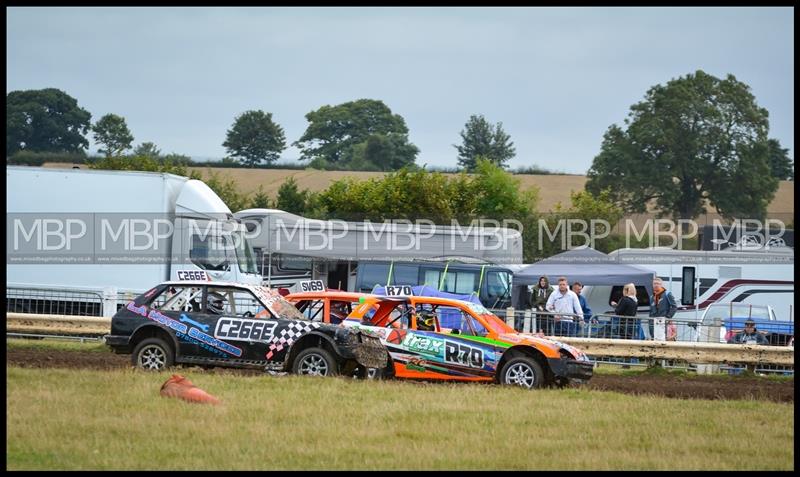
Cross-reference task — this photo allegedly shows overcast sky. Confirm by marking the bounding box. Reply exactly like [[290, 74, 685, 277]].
[[6, 7, 794, 173]]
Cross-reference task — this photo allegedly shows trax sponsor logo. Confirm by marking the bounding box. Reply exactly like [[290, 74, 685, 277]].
[[402, 333, 444, 357], [444, 341, 484, 368], [215, 318, 277, 342]]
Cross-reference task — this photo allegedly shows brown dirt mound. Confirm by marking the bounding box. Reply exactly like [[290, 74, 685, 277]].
[[6, 346, 793, 402], [587, 373, 794, 403]]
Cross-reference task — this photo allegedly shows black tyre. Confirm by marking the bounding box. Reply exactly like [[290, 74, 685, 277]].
[[499, 356, 545, 389], [292, 347, 339, 377], [131, 337, 174, 371], [353, 366, 378, 379]]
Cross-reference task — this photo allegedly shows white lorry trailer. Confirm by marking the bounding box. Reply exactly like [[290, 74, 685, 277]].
[[7, 166, 261, 317], [232, 208, 520, 308]]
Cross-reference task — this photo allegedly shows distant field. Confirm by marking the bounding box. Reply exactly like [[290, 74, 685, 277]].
[[6, 364, 794, 470], [41, 163, 795, 216]]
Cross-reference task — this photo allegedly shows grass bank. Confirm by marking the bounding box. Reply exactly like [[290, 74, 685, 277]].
[[6, 366, 793, 470]]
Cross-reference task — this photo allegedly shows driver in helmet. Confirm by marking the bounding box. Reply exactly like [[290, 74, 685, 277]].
[[416, 310, 436, 332], [207, 292, 227, 315]]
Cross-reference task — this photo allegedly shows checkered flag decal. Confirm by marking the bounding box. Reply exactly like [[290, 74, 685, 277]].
[[265, 321, 323, 360]]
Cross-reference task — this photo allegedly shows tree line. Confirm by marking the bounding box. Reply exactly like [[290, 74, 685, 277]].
[[6, 90, 515, 173], [6, 68, 795, 222]]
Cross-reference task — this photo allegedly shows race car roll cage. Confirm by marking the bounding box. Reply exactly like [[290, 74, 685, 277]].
[[360, 297, 486, 337]]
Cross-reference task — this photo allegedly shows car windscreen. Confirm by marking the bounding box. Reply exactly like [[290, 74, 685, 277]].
[[465, 302, 514, 334], [702, 304, 772, 324]]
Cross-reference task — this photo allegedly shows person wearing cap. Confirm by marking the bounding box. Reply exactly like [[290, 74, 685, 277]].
[[730, 319, 769, 345]]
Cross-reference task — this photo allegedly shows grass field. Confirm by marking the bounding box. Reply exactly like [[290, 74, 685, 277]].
[[7, 363, 794, 470]]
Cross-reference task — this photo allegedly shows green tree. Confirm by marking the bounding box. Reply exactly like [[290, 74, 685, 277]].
[[342, 133, 419, 171], [133, 142, 161, 159], [88, 155, 188, 176], [454, 114, 516, 171], [586, 70, 777, 221], [6, 88, 92, 155], [470, 157, 536, 217], [249, 186, 272, 209], [766, 138, 793, 180], [223, 110, 286, 167], [293, 99, 418, 170], [93, 114, 134, 157], [276, 177, 309, 215]]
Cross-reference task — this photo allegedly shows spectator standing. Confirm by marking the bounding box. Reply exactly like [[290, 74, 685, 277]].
[[649, 277, 677, 341], [571, 281, 593, 323], [531, 276, 553, 311], [610, 283, 638, 339], [530, 276, 554, 333], [545, 277, 583, 336], [729, 319, 769, 345]]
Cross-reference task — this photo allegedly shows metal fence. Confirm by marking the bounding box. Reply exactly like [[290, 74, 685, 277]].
[[493, 309, 795, 346], [492, 308, 794, 375], [591, 356, 794, 376], [6, 286, 144, 317], [6, 286, 105, 317]]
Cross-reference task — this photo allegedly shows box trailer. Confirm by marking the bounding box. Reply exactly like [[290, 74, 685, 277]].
[[7, 166, 261, 316]]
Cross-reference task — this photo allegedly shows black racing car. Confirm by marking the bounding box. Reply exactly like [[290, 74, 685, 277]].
[[104, 280, 388, 377]]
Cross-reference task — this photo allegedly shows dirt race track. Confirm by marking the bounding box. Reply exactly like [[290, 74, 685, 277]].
[[7, 346, 793, 403]]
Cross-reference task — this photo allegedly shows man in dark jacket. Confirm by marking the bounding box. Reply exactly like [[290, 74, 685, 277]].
[[730, 319, 769, 345], [571, 281, 592, 323], [649, 277, 677, 340]]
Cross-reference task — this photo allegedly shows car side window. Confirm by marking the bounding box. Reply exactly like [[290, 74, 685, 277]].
[[150, 286, 203, 312], [436, 306, 473, 335], [206, 287, 262, 317], [297, 299, 325, 322], [465, 313, 488, 337], [384, 306, 411, 329]]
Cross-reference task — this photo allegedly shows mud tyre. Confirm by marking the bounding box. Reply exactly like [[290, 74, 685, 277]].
[[499, 356, 545, 389], [132, 337, 174, 371], [292, 347, 339, 377]]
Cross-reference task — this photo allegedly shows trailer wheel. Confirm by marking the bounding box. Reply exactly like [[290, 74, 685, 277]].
[[132, 337, 174, 371]]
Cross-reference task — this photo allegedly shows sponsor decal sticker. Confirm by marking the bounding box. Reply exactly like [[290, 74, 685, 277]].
[[179, 314, 209, 332], [188, 327, 242, 357], [402, 333, 445, 357]]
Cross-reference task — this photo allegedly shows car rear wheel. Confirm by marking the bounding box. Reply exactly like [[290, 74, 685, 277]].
[[132, 337, 174, 371], [292, 347, 338, 377], [500, 356, 545, 389]]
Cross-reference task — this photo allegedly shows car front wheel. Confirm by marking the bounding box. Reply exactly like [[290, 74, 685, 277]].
[[292, 347, 338, 377], [132, 337, 174, 371], [500, 356, 545, 389]]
